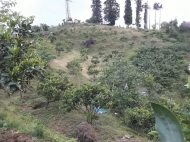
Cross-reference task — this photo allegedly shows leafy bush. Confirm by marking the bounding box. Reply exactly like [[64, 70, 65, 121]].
[[31, 123, 44, 138], [124, 106, 154, 133], [40, 23, 49, 31], [99, 59, 144, 113], [48, 35, 56, 43], [120, 36, 128, 42], [0, 4, 44, 96], [66, 58, 82, 74], [37, 70, 73, 106], [131, 45, 190, 92], [62, 83, 110, 124], [179, 24, 190, 32], [32, 25, 41, 32]]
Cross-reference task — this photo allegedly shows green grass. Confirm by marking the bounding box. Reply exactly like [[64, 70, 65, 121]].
[[0, 91, 76, 142]]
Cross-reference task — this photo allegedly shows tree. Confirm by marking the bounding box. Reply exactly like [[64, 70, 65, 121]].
[[158, 4, 163, 29], [124, 0, 132, 27], [91, 0, 103, 23], [37, 70, 72, 107], [135, 0, 142, 28], [99, 59, 143, 113], [153, 3, 162, 29], [142, 3, 150, 29], [0, 0, 44, 97], [103, 0, 120, 26], [40, 23, 49, 31], [55, 42, 64, 56], [62, 83, 110, 124]]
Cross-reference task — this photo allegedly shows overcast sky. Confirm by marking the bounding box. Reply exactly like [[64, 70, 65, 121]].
[[13, 0, 190, 27]]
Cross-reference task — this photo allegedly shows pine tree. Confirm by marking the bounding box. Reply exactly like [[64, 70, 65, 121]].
[[103, 0, 120, 26], [135, 0, 142, 28], [91, 0, 102, 23], [124, 0, 132, 27]]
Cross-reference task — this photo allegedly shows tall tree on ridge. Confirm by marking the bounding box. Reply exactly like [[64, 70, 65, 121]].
[[153, 2, 162, 29], [135, 0, 142, 29], [158, 4, 163, 29], [124, 0, 132, 27], [91, 0, 103, 23], [142, 3, 150, 29], [103, 0, 120, 26]]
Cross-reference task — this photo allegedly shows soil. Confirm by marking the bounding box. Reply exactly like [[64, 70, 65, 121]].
[[0, 128, 35, 142]]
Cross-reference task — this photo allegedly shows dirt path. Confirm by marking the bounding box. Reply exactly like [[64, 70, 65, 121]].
[[49, 51, 80, 69], [49, 51, 92, 80]]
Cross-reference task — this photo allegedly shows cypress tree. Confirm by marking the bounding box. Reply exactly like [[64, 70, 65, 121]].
[[124, 0, 132, 27], [142, 3, 149, 29], [103, 0, 120, 26], [91, 0, 103, 23], [135, 0, 142, 28]]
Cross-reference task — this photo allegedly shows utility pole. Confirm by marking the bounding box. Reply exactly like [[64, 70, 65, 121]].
[[65, 0, 72, 22]]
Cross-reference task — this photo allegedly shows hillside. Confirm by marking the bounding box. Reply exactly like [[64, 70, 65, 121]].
[[1, 23, 190, 142]]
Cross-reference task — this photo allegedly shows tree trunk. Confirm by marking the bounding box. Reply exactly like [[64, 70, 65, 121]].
[[159, 10, 161, 29], [155, 10, 156, 29]]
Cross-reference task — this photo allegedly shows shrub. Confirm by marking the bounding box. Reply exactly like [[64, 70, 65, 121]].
[[66, 58, 82, 74], [131, 45, 190, 92], [62, 83, 110, 124], [40, 23, 49, 31], [74, 122, 97, 142], [37, 70, 73, 106], [124, 106, 155, 133], [120, 36, 128, 42], [31, 123, 44, 138]]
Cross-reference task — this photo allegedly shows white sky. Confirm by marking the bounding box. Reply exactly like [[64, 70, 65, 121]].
[[13, 0, 190, 27]]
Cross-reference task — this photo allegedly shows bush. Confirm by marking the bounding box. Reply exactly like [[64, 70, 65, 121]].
[[37, 70, 72, 106], [124, 106, 155, 133], [40, 23, 49, 31], [74, 122, 97, 142], [131, 45, 190, 92], [31, 124, 44, 138]]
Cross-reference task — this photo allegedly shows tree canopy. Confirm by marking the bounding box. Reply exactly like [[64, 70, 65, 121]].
[[91, 0, 103, 23], [103, 0, 120, 25], [124, 0, 132, 27]]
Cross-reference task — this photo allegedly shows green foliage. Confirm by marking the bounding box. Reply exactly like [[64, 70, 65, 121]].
[[103, 0, 120, 25], [31, 123, 44, 138], [87, 64, 100, 79], [66, 58, 82, 74], [99, 59, 143, 113], [62, 83, 110, 124], [32, 25, 41, 32], [179, 22, 190, 32], [131, 45, 190, 92], [151, 102, 185, 142], [91, 56, 100, 65], [124, 0, 132, 27], [48, 35, 56, 43], [125, 106, 154, 133], [0, 1, 44, 96], [37, 70, 72, 106], [142, 3, 149, 29], [40, 23, 49, 31], [135, 0, 142, 28], [55, 42, 64, 56], [120, 36, 128, 42], [91, 0, 103, 23]]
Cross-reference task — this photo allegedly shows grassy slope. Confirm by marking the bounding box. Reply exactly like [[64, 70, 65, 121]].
[[0, 24, 175, 142], [45, 24, 173, 83]]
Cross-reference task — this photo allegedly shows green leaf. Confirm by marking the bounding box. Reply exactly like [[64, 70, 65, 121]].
[[151, 102, 185, 142]]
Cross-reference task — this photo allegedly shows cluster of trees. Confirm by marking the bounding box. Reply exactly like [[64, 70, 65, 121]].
[[89, 0, 163, 29]]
